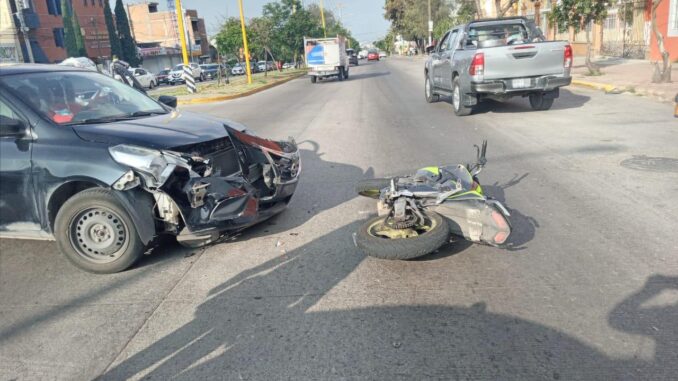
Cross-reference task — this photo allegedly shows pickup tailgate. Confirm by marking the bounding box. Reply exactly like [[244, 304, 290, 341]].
[[482, 41, 568, 79]]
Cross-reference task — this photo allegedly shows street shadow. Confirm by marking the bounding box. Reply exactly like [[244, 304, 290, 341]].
[[462, 89, 590, 114], [483, 173, 539, 251], [313, 71, 391, 83], [99, 215, 675, 380]]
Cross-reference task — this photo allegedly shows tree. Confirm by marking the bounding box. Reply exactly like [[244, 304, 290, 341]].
[[495, 0, 519, 17], [215, 18, 247, 61], [550, 0, 608, 75], [71, 7, 87, 57], [103, 0, 121, 59], [385, 0, 460, 52], [61, 0, 79, 57], [650, 0, 671, 83], [249, 17, 275, 75], [114, 0, 140, 66]]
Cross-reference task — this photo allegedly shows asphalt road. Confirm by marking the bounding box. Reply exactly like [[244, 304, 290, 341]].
[[1, 57, 677, 380]]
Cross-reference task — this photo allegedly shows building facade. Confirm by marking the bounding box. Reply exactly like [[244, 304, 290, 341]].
[[1, 0, 111, 63], [0, 0, 24, 62], [127, 2, 209, 59]]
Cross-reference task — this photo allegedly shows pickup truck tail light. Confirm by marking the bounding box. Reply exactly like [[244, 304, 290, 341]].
[[564, 44, 573, 69], [469, 53, 484, 82]]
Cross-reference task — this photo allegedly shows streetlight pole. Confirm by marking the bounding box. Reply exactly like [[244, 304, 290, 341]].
[[237, 0, 252, 84], [427, 0, 432, 46]]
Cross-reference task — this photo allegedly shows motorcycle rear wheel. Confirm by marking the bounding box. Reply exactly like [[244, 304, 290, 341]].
[[356, 211, 449, 260]]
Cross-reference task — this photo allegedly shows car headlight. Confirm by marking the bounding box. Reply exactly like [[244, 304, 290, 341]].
[[109, 145, 193, 187]]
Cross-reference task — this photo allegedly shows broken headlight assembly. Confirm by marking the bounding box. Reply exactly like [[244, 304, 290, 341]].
[[109, 144, 211, 189]]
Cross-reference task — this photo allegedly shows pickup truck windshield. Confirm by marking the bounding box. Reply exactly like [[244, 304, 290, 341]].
[[468, 23, 529, 48], [1, 71, 167, 125]]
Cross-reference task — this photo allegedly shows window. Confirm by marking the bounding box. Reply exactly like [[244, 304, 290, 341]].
[[46, 0, 61, 15], [669, 0, 678, 37], [53, 28, 65, 48], [148, 3, 158, 12], [444, 30, 459, 51], [437, 32, 450, 52], [91, 0, 95, 6], [603, 13, 616, 30], [83, 0, 87, 6], [0, 98, 19, 120], [99, 0, 103, 6]]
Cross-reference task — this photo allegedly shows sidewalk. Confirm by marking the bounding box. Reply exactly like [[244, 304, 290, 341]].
[[571, 57, 678, 103]]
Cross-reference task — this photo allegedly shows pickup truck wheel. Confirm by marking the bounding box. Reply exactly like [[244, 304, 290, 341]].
[[54, 188, 145, 273], [452, 77, 472, 116], [425, 76, 439, 103], [344, 68, 349, 80], [311, 76, 317, 83], [529, 93, 554, 111], [338, 67, 344, 81]]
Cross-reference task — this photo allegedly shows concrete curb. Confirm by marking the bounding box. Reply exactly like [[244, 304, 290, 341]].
[[176, 72, 306, 105], [571, 79, 616, 93]]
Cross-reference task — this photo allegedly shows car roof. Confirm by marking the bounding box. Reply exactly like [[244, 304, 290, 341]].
[[0, 63, 85, 76]]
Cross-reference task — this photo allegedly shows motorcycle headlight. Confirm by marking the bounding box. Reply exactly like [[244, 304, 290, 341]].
[[109, 145, 189, 186]]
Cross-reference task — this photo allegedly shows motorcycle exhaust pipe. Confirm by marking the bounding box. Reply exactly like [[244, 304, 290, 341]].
[[432, 200, 511, 246]]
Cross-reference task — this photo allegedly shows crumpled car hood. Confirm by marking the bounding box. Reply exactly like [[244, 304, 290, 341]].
[[72, 111, 247, 149]]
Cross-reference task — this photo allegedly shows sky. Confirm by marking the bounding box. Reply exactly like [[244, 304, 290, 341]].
[[118, 0, 391, 45]]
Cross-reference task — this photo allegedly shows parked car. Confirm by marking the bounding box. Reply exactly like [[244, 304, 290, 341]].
[[128, 68, 157, 89], [0, 64, 300, 273], [347, 49, 359, 66], [367, 50, 379, 61], [282, 62, 294, 69], [168, 63, 204, 85], [358, 50, 368, 59], [156, 68, 171, 85], [425, 17, 572, 116], [231, 64, 245, 75], [379, 51, 387, 58], [200, 63, 225, 80]]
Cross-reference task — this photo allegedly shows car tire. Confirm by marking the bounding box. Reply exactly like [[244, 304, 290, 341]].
[[311, 76, 317, 84], [425, 76, 439, 103], [452, 77, 472, 116], [356, 211, 449, 260], [149, 81, 155, 89], [338, 67, 344, 81], [344, 67, 349, 80], [54, 188, 146, 274], [529, 93, 554, 111]]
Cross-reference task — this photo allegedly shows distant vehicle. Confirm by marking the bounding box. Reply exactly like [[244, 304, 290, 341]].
[[168, 63, 204, 85], [282, 62, 293, 69], [367, 50, 379, 61], [305, 36, 350, 83], [425, 17, 572, 116], [379, 51, 387, 58], [200, 64, 224, 80], [59, 57, 98, 71], [156, 69, 171, 84], [128, 67, 156, 89], [0, 64, 300, 273], [346, 49, 359, 66], [358, 50, 368, 59], [231, 64, 245, 76], [257, 61, 274, 72]]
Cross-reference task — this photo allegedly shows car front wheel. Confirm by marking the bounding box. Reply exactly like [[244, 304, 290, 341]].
[[54, 188, 146, 273]]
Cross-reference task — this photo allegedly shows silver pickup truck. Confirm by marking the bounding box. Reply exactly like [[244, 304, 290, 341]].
[[425, 17, 572, 116]]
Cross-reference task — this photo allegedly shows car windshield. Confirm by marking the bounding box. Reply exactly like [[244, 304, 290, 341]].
[[159, 69, 170, 74], [173, 64, 185, 71], [1, 71, 167, 125], [203, 64, 218, 69]]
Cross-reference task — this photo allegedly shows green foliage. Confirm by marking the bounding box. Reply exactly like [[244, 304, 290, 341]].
[[71, 7, 87, 57], [215, 0, 360, 64], [114, 0, 140, 66], [103, 0, 121, 59], [549, 0, 608, 34], [61, 0, 79, 57]]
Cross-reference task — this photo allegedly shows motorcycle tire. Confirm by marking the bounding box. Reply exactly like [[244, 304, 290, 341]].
[[356, 211, 449, 260], [355, 178, 392, 198]]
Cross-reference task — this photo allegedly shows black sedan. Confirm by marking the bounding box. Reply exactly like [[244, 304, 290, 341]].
[[0, 64, 300, 273], [200, 64, 226, 80]]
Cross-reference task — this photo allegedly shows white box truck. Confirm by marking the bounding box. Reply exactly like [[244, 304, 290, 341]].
[[304, 36, 349, 83]]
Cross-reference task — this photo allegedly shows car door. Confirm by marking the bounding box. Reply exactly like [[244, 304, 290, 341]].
[[137, 69, 151, 87], [431, 32, 450, 87], [0, 95, 39, 232], [440, 29, 460, 90]]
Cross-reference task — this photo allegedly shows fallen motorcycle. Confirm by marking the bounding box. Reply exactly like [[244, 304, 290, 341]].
[[355, 141, 511, 259]]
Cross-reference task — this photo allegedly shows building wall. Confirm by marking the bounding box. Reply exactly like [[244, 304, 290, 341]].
[[20, 0, 110, 63], [648, 0, 678, 61], [128, 3, 208, 58], [0, 0, 23, 62]]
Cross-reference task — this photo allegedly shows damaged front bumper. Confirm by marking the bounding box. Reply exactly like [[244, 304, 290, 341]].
[[110, 127, 301, 246]]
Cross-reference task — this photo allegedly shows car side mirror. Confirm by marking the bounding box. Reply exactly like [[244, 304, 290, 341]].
[[158, 95, 177, 108], [426, 45, 436, 54], [0, 115, 26, 137]]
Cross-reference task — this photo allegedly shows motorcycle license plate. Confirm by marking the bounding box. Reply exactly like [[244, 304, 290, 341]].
[[512, 78, 531, 88]]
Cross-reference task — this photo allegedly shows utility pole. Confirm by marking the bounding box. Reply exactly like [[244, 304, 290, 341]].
[[319, 0, 327, 38], [427, 0, 432, 46], [175, 0, 196, 93], [15, 0, 34, 63], [237, 0, 252, 84]]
